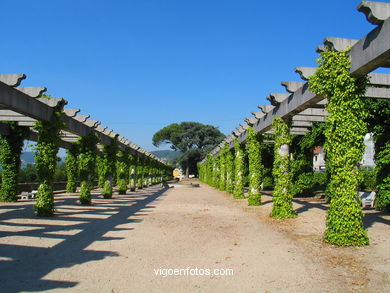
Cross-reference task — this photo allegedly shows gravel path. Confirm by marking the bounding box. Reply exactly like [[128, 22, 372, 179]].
[[0, 183, 389, 292]]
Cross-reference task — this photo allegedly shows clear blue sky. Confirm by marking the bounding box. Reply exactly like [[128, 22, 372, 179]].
[[0, 0, 379, 151]]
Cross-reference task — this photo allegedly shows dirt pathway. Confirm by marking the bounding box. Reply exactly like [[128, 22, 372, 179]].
[[0, 183, 389, 292]]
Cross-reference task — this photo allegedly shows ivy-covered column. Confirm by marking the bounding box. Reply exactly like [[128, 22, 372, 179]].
[[137, 156, 144, 189], [129, 153, 137, 191], [0, 123, 28, 202], [34, 107, 64, 216], [78, 133, 99, 204], [225, 146, 235, 194], [97, 156, 105, 188], [309, 49, 369, 246], [271, 117, 296, 218], [101, 138, 119, 198], [233, 139, 246, 199], [247, 127, 263, 206], [65, 143, 79, 193], [213, 157, 221, 188], [218, 144, 227, 191], [117, 148, 130, 195]]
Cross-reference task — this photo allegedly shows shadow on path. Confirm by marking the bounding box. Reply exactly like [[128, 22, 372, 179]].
[[0, 185, 169, 292]]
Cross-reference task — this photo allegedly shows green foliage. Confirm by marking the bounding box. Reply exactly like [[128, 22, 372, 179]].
[[247, 127, 263, 205], [218, 145, 227, 191], [153, 122, 224, 176], [233, 139, 246, 199], [34, 101, 64, 216], [137, 156, 144, 189], [262, 176, 274, 191], [117, 149, 130, 195], [309, 48, 369, 245], [99, 138, 119, 198], [212, 156, 220, 188], [129, 154, 136, 191], [65, 144, 79, 192], [78, 133, 99, 205], [271, 117, 296, 219], [366, 99, 390, 211], [225, 147, 235, 194], [358, 168, 376, 191], [18, 163, 38, 183], [0, 122, 28, 201]]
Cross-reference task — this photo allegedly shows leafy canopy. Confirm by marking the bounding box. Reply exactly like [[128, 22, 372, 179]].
[[153, 122, 225, 174], [153, 122, 224, 155]]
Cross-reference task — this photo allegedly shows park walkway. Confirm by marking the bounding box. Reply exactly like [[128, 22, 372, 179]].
[[0, 182, 389, 292]]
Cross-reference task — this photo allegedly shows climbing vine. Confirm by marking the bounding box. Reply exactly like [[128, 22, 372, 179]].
[[218, 145, 227, 191], [225, 145, 235, 194], [233, 139, 246, 199], [366, 99, 390, 211], [129, 154, 136, 191], [0, 122, 28, 202], [97, 156, 105, 188], [271, 117, 296, 219], [34, 101, 64, 216], [137, 156, 144, 189], [117, 148, 130, 195], [78, 132, 99, 204], [100, 137, 119, 198], [65, 143, 79, 193], [309, 48, 369, 246], [213, 156, 220, 188], [247, 127, 263, 206]]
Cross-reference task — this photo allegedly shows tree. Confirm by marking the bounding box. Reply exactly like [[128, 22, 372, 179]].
[[152, 122, 225, 177]]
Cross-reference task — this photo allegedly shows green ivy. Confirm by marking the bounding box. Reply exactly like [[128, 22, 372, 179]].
[[271, 117, 296, 219], [0, 122, 28, 202], [101, 137, 119, 198], [137, 156, 144, 189], [233, 139, 246, 199], [225, 145, 235, 194], [247, 127, 263, 205], [78, 132, 99, 204], [309, 48, 369, 246], [34, 102, 64, 216], [117, 148, 130, 195], [65, 143, 79, 193], [97, 156, 105, 188], [213, 156, 220, 188], [218, 144, 227, 191], [366, 99, 390, 211], [129, 154, 137, 191]]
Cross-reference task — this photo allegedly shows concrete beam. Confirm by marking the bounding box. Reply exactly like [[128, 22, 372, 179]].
[[83, 119, 100, 128], [63, 108, 80, 117], [292, 121, 313, 128], [350, 16, 390, 75], [16, 87, 47, 98], [293, 115, 326, 122], [245, 117, 258, 125], [298, 108, 328, 116], [0, 82, 54, 121], [323, 37, 359, 52], [252, 111, 265, 119], [37, 97, 67, 108], [73, 114, 90, 122], [258, 105, 275, 114], [295, 67, 317, 81], [266, 93, 290, 106], [281, 81, 305, 93], [365, 86, 390, 99], [358, 1, 390, 25], [0, 74, 26, 87]]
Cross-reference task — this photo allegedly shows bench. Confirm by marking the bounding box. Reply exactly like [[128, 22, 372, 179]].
[[358, 191, 376, 208]]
